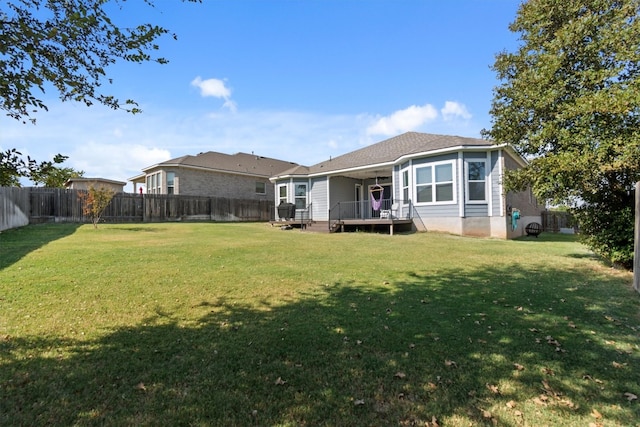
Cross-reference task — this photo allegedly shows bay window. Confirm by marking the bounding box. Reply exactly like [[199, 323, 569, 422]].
[[415, 161, 455, 204], [466, 160, 487, 202]]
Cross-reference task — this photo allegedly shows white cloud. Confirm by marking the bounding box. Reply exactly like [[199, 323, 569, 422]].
[[2, 97, 484, 187], [441, 101, 472, 121], [191, 76, 237, 112], [70, 142, 171, 182], [191, 76, 231, 98], [366, 104, 439, 136]]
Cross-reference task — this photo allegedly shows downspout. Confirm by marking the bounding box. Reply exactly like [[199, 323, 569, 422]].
[[487, 151, 493, 217], [498, 149, 505, 216], [458, 152, 464, 218]]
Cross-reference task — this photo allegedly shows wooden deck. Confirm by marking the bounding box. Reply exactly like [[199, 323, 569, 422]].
[[330, 218, 414, 235], [270, 218, 414, 235]]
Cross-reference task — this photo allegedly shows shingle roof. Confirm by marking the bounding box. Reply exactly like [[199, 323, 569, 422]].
[[149, 152, 298, 177], [306, 132, 492, 175]]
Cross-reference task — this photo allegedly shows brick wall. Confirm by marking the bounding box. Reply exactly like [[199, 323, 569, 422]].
[[164, 168, 274, 201]]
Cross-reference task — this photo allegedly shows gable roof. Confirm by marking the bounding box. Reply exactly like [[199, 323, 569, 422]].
[[144, 152, 299, 178], [65, 177, 127, 186], [273, 132, 498, 179]]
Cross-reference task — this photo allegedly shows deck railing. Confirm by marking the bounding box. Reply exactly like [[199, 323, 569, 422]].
[[328, 199, 413, 229]]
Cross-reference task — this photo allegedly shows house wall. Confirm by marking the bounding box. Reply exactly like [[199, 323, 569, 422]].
[[67, 180, 125, 193], [503, 153, 542, 238], [310, 176, 328, 220], [491, 151, 503, 217], [329, 176, 361, 207], [412, 153, 461, 220], [155, 167, 273, 201], [393, 150, 516, 238]]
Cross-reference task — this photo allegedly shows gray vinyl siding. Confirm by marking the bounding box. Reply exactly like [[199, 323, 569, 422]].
[[462, 152, 489, 217], [491, 151, 503, 216], [464, 205, 488, 217], [329, 176, 360, 207], [393, 165, 400, 201], [310, 176, 328, 220], [412, 153, 460, 218], [415, 204, 459, 218], [411, 153, 457, 166]]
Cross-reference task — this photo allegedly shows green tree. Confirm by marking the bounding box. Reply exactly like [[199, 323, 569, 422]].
[[31, 164, 85, 188], [1, 0, 198, 185], [78, 184, 115, 229], [0, 150, 72, 187], [484, 0, 640, 268]]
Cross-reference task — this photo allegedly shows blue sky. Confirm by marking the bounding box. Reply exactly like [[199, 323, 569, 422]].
[[2, 0, 523, 188]]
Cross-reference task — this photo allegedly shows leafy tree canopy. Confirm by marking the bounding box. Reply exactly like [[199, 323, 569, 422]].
[[484, 0, 640, 267], [1, 0, 197, 187], [1, 0, 198, 124], [0, 149, 80, 187]]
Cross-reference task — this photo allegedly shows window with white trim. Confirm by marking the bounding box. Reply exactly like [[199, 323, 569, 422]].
[[294, 183, 307, 209], [415, 161, 455, 204], [402, 169, 409, 202], [278, 184, 288, 204], [466, 160, 487, 202]]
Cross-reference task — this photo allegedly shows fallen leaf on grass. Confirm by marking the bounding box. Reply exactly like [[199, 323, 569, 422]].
[[533, 395, 549, 406], [274, 377, 286, 385], [612, 361, 627, 368], [394, 372, 407, 379], [135, 382, 147, 391], [486, 383, 500, 394], [506, 400, 517, 409], [542, 367, 555, 376], [427, 416, 440, 427], [513, 363, 525, 371], [444, 359, 457, 368], [624, 392, 638, 402], [591, 408, 602, 419], [354, 399, 365, 406]]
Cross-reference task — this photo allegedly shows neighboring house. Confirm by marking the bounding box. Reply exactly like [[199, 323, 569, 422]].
[[129, 152, 298, 201], [64, 178, 126, 193], [270, 132, 540, 238]]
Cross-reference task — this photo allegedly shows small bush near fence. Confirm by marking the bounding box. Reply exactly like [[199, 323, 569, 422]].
[[1, 187, 275, 231]]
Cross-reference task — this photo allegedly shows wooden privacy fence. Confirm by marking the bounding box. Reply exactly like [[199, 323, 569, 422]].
[[1, 187, 275, 230], [541, 210, 576, 232]]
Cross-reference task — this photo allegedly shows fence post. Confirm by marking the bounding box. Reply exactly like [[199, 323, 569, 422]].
[[634, 182, 640, 293]]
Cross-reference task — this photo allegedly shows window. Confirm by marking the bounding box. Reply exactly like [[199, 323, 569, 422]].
[[415, 161, 455, 204], [402, 169, 409, 202], [255, 181, 266, 194], [294, 183, 307, 209], [146, 172, 161, 194], [466, 160, 486, 202], [278, 184, 287, 204], [167, 172, 175, 194]]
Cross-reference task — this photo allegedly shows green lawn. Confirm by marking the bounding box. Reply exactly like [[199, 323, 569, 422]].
[[1, 223, 638, 426]]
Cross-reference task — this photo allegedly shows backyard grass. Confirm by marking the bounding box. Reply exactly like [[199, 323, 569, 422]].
[[0, 222, 639, 426]]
